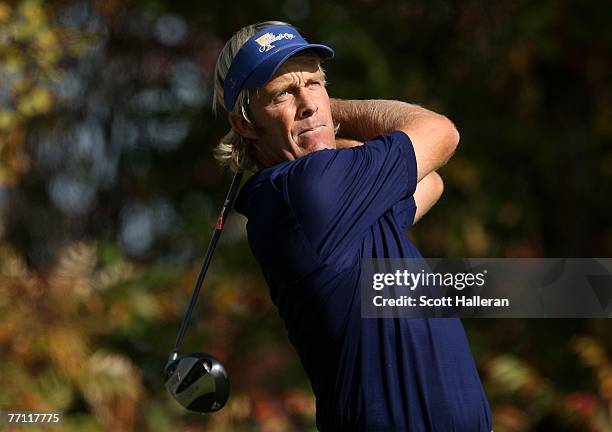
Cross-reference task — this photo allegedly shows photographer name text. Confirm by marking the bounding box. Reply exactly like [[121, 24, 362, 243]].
[[372, 295, 510, 308]]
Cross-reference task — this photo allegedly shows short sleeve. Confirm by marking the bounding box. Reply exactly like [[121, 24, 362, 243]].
[[284, 130, 418, 263], [393, 196, 417, 230]]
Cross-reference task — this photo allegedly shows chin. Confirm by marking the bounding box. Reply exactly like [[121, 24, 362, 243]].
[[297, 131, 336, 154]]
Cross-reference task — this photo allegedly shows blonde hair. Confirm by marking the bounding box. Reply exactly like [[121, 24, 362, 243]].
[[212, 21, 291, 172]]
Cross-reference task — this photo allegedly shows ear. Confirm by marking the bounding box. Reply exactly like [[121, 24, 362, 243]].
[[228, 112, 259, 140]]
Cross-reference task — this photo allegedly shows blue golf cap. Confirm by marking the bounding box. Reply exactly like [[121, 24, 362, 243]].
[[223, 24, 335, 112]]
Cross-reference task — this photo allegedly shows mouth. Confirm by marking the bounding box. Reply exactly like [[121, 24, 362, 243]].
[[298, 125, 324, 136]]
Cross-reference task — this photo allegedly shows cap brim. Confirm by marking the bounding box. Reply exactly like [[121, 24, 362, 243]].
[[242, 43, 335, 90]]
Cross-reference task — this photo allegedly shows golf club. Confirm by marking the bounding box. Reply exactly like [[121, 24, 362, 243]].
[[164, 171, 243, 413]]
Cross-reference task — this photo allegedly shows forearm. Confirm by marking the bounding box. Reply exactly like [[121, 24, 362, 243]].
[[330, 98, 437, 141], [335, 137, 362, 148], [331, 98, 459, 181]]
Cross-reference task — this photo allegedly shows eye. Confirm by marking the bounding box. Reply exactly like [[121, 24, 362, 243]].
[[308, 80, 322, 88], [273, 88, 290, 102]]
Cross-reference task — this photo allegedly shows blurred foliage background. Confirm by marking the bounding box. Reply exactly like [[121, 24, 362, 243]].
[[0, 0, 611, 431]]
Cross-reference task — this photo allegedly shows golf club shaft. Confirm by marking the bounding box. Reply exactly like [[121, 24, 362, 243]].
[[170, 172, 244, 358]]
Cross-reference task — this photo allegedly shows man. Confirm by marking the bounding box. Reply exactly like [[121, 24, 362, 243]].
[[213, 21, 493, 431]]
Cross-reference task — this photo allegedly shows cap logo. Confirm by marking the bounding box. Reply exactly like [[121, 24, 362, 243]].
[[254, 32, 295, 53]]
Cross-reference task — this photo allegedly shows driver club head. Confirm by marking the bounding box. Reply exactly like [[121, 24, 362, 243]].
[[164, 352, 230, 413]]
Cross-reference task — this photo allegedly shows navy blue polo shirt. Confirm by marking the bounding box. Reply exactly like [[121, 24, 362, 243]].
[[235, 131, 492, 431]]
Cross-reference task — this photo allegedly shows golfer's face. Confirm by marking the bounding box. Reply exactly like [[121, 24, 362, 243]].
[[248, 55, 336, 166]]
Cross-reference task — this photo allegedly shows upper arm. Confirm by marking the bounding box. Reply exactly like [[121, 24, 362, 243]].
[[285, 132, 417, 262], [412, 171, 444, 224], [398, 114, 459, 182]]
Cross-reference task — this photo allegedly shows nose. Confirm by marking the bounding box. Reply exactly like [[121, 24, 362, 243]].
[[296, 89, 317, 119]]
